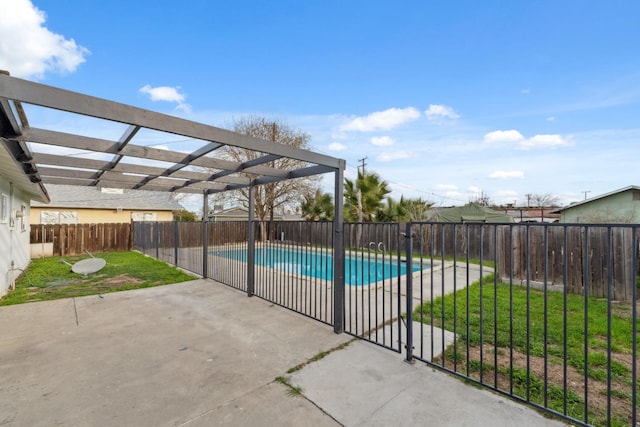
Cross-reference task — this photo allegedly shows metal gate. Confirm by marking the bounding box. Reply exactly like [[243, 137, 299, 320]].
[[133, 220, 638, 426]]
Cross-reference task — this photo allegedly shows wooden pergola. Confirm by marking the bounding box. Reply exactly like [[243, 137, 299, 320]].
[[0, 72, 346, 332]]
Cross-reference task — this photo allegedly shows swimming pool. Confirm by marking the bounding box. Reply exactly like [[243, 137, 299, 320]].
[[211, 245, 424, 286]]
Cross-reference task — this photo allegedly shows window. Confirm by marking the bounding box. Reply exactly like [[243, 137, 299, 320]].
[[0, 193, 7, 223], [40, 210, 78, 224], [19, 204, 26, 231], [131, 212, 157, 222]]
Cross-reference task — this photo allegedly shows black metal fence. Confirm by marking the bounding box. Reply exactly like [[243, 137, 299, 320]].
[[406, 222, 639, 427], [342, 222, 405, 352], [133, 220, 639, 427]]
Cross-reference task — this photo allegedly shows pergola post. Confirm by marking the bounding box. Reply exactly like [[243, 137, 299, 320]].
[[173, 220, 179, 267], [202, 191, 208, 278], [333, 163, 345, 333], [247, 183, 255, 297]]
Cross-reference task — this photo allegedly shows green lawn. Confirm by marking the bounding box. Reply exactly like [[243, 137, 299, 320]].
[[1, 251, 196, 306], [415, 274, 638, 427]]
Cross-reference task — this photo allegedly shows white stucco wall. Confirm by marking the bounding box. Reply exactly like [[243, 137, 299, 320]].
[[0, 180, 32, 297]]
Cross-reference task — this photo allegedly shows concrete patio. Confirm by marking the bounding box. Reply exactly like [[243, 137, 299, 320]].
[[0, 279, 567, 426]]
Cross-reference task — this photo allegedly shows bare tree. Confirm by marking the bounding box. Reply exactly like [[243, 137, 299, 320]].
[[529, 193, 560, 208], [470, 190, 492, 207], [216, 117, 319, 239]]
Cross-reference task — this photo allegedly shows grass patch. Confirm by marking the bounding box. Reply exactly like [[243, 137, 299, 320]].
[[1, 251, 196, 305], [275, 376, 304, 397], [286, 339, 355, 374], [414, 274, 637, 427]]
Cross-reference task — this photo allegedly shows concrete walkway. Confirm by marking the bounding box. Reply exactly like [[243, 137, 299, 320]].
[[0, 279, 567, 426]]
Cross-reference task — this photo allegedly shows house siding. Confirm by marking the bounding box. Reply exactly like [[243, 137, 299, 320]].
[[560, 189, 640, 223], [0, 181, 32, 297]]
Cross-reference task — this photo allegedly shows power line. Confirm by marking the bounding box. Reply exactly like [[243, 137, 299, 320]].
[[309, 145, 467, 204]]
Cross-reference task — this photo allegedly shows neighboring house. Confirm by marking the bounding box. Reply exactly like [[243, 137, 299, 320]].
[[552, 186, 640, 223], [500, 207, 560, 223], [207, 207, 302, 222], [430, 203, 513, 223], [0, 141, 50, 296], [30, 184, 183, 225], [208, 207, 252, 222]]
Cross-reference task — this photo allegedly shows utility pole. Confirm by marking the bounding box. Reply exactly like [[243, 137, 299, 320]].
[[525, 193, 531, 208], [358, 157, 367, 176], [582, 190, 591, 200]]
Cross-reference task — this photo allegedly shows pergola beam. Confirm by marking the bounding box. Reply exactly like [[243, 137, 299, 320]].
[[0, 74, 342, 169]]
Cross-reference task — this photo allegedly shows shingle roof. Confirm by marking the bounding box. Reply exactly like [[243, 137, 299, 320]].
[[31, 184, 183, 211]]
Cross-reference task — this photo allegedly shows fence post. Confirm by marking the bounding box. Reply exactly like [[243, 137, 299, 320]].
[[404, 223, 414, 362], [247, 184, 255, 297], [173, 221, 179, 267], [202, 220, 208, 279], [333, 166, 345, 333], [155, 222, 159, 260]]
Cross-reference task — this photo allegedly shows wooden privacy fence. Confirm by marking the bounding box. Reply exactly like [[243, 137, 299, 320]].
[[30, 223, 132, 256], [498, 225, 639, 301], [413, 223, 639, 301]]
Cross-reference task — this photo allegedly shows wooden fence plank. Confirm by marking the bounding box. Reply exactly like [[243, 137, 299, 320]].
[[30, 223, 132, 256]]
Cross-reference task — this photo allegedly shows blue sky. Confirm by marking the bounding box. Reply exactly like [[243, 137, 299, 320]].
[[2, 0, 639, 208]]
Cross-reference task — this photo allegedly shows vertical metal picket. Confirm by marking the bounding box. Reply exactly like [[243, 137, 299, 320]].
[[405, 223, 414, 362]]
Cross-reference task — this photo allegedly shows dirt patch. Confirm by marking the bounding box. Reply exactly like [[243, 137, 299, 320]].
[[26, 274, 147, 298], [95, 274, 145, 288], [445, 344, 637, 426]]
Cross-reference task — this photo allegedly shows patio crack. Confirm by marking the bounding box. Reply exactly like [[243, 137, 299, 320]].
[[72, 297, 79, 326], [174, 383, 270, 426]]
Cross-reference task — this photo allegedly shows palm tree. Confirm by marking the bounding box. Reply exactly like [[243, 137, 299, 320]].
[[377, 196, 410, 222], [404, 197, 434, 221], [301, 189, 334, 221], [344, 171, 391, 249], [344, 171, 390, 222]]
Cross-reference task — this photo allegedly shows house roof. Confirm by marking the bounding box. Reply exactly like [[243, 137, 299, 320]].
[[31, 184, 182, 211], [0, 132, 49, 203], [432, 203, 513, 223], [209, 207, 249, 217], [208, 207, 302, 221], [551, 185, 640, 213]]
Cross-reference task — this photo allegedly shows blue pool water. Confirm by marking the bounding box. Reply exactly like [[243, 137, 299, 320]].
[[211, 246, 424, 286]]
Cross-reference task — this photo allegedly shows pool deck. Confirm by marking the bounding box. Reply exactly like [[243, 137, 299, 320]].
[[0, 278, 567, 426]]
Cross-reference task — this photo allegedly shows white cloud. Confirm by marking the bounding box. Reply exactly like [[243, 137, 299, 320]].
[[328, 142, 347, 151], [0, 0, 89, 78], [547, 116, 556, 122], [425, 104, 460, 121], [484, 129, 525, 144], [521, 88, 531, 95], [139, 84, 190, 112], [371, 136, 395, 146], [484, 129, 570, 150], [139, 84, 185, 103], [519, 134, 570, 150], [340, 107, 420, 132], [489, 170, 524, 179], [377, 151, 410, 162]]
